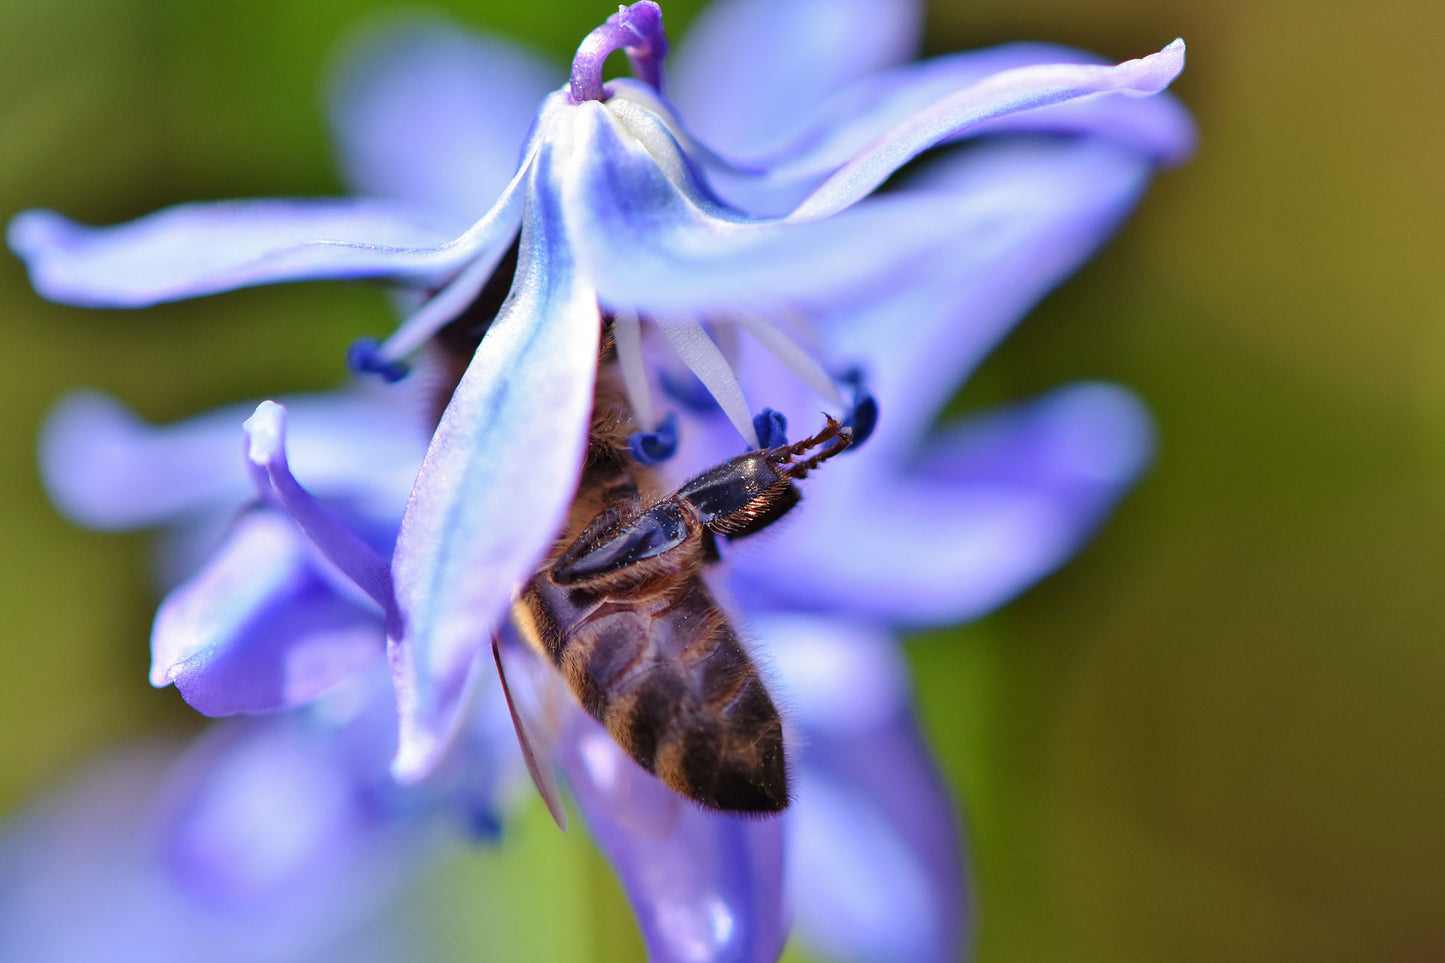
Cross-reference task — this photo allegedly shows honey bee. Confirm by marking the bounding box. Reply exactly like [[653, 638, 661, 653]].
[[514, 375, 850, 813], [428, 287, 850, 814]]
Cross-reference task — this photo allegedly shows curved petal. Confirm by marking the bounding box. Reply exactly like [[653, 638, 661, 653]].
[[328, 18, 558, 228], [556, 708, 788, 963], [244, 401, 398, 621], [758, 614, 967, 963], [7, 200, 475, 308], [0, 736, 429, 963], [764, 617, 910, 737], [151, 510, 383, 715], [668, 0, 922, 156], [369, 225, 520, 365], [579, 119, 1153, 365], [740, 41, 1194, 177], [825, 138, 1158, 461], [734, 383, 1155, 624], [787, 39, 1186, 220], [389, 162, 600, 783], [563, 99, 973, 314], [646, 138, 1156, 484], [39, 387, 424, 531]]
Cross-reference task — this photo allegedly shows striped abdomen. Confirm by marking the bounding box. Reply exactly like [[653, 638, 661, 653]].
[[521, 570, 788, 813], [511, 398, 855, 814]]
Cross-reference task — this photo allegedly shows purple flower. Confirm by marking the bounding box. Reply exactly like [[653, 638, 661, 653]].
[[0, 674, 489, 963], [10, 0, 1187, 779], [8, 1, 1192, 960]]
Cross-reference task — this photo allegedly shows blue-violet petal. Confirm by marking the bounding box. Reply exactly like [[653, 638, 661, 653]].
[[388, 157, 600, 783]]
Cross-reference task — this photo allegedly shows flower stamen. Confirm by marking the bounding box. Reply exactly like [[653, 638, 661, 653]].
[[656, 315, 759, 448], [610, 308, 654, 429], [346, 337, 409, 383], [627, 412, 679, 465], [837, 367, 878, 448], [753, 407, 788, 450]]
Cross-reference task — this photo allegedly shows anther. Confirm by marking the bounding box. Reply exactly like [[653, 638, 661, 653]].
[[347, 337, 410, 383], [628, 411, 679, 465], [753, 407, 789, 450], [837, 367, 878, 449]]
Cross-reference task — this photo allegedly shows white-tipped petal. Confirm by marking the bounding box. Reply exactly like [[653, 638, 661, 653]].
[[388, 155, 601, 783], [787, 40, 1188, 221], [9, 200, 465, 308], [242, 403, 398, 621]]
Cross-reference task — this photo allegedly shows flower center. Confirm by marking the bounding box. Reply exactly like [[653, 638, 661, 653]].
[[569, 1, 669, 104]]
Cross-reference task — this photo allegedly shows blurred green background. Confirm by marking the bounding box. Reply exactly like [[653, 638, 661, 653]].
[[2, 0, 1442, 960]]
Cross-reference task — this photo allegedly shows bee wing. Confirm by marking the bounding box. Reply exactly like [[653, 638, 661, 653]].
[[491, 636, 568, 832]]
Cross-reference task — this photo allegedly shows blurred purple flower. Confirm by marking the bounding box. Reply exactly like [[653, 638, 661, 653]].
[[0, 666, 521, 963], [7, 1, 1192, 960]]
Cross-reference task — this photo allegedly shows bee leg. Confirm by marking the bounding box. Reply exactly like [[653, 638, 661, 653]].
[[675, 414, 852, 539], [781, 414, 853, 480], [493, 635, 569, 832], [700, 526, 722, 563], [713, 480, 801, 539]]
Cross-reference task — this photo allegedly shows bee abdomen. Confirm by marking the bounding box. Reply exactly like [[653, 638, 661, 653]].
[[659, 665, 788, 814], [564, 586, 788, 813], [608, 661, 787, 813]]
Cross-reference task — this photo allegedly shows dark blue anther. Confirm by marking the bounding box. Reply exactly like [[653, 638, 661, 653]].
[[628, 411, 679, 465], [347, 337, 409, 383], [753, 407, 789, 450], [837, 367, 878, 449], [464, 804, 503, 843], [659, 369, 718, 414]]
